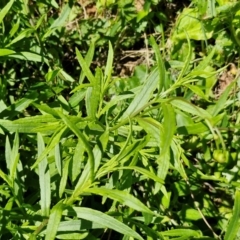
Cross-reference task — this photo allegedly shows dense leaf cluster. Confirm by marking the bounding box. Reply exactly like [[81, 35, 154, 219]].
[[0, 0, 240, 239]]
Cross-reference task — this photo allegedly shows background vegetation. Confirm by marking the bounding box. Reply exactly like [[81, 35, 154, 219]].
[[0, 0, 240, 239]]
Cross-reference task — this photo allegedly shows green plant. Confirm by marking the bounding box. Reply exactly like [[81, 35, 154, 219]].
[[0, 0, 240, 239]]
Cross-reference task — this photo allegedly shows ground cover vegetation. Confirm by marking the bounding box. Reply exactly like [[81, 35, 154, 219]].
[[0, 0, 240, 239]]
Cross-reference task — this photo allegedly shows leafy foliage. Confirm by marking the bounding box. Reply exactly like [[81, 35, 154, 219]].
[[0, 0, 240, 239]]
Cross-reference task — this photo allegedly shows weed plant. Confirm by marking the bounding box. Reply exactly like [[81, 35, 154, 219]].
[[0, 0, 240, 239]]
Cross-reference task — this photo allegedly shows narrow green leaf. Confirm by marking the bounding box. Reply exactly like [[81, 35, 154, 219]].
[[55, 220, 103, 232], [162, 229, 200, 238], [6, 29, 34, 47], [171, 140, 187, 179], [99, 130, 109, 152], [99, 94, 134, 116], [208, 80, 236, 116], [55, 143, 62, 176], [0, 49, 16, 56], [79, 42, 95, 84], [1, 94, 37, 119], [133, 221, 164, 240], [103, 41, 114, 90], [59, 69, 75, 82], [5, 136, 12, 173], [28, 234, 37, 240], [65, 207, 144, 240], [56, 232, 88, 239], [70, 159, 91, 202], [137, 117, 162, 145], [177, 121, 209, 134], [93, 144, 102, 173], [176, 34, 192, 81], [31, 125, 67, 169], [170, 98, 212, 119], [160, 103, 176, 157], [10, 152, 19, 183], [0, 0, 14, 25], [0, 100, 7, 113], [57, 111, 94, 183], [85, 67, 101, 119], [121, 68, 159, 120], [70, 140, 84, 182], [31, 103, 60, 118], [113, 166, 164, 184], [42, 4, 71, 40], [69, 89, 86, 108], [224, 190, 240, 240], [38, 133, 51, 217], [76, 48, 96, 85], [150, 36, 165, 93], [59, 157, 71, 198], [70, 83, 92, 94], [0, 169, 12, 187], [156, 104, 175, 192], [0, 115, 61, 133], [98, 120, 133, 173], [185, 83, 209, 101], [45, 68, 61, 82], [68, 138, 103, 202], [45, 201, 64, 240], [5, 133, 19, 182], [157, 153, 170, 183], [8, 51, 48, 63], [9, 18, 20, 37], [57, 95, 70, 112], [84, 188, 154, 215], [35, 13, 46, 30], [189, 47, 215, 73]]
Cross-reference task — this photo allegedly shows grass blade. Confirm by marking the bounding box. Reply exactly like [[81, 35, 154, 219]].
[[38, 133, 51, 217]]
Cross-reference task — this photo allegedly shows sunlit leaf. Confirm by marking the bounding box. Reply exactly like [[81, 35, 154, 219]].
[[64, 207, 144, 240], [38, 133, 51, 216], [224, 190, 240, 240]]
